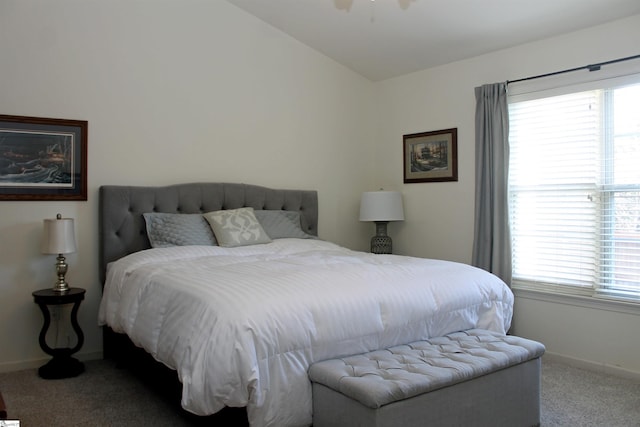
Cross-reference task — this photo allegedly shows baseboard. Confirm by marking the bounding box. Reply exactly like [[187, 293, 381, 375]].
[[4, 349, 639, 382], [0, 351, 103, 374], [543, 352, 640, 381]]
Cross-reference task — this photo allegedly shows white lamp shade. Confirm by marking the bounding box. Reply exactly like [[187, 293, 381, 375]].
[[42, 216, 77, 254], [359, 191, 405, 222]]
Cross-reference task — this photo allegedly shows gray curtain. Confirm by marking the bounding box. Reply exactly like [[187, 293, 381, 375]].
[[472, 82, 511, 285]]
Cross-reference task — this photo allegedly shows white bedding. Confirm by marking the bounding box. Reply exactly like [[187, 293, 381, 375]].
[[98, 238, 513, 427]]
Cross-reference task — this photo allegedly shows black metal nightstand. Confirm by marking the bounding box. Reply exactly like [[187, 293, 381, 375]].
[[32, 287, 86, 379]]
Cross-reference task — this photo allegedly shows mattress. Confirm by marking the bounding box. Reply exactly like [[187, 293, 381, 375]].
[[98, 238, 513, 427]]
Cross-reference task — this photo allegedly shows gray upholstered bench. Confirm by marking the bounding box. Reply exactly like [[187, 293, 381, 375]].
[[309, 329, 545, 427]]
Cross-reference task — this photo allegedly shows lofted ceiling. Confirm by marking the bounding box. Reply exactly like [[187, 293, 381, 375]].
[[226, 0, 640, 81]]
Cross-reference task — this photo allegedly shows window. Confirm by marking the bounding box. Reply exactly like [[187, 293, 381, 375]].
[[509, 79, 640, 301]]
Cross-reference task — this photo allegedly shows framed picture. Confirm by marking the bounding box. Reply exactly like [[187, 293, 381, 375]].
[[0, 115, 87, 201], [403, 128, 458, 183]]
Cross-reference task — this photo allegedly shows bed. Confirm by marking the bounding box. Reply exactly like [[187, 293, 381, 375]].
[[98, 182, 514, 427]]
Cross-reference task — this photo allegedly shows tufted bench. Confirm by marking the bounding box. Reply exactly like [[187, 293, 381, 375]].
[[309, 329, 545, 427]]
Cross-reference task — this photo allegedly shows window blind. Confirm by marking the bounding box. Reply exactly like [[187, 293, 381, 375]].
[[509, 81, 640, 301]]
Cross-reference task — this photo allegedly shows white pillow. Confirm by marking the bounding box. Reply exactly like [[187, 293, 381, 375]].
[[203, 207, 272, 248]]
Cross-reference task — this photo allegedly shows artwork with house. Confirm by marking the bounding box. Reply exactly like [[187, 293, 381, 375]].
[[96, 182, 538, 427]]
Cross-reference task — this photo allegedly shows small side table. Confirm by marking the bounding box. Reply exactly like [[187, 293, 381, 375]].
[[32, 287, 86, 379], [0, 389, 7, 419]]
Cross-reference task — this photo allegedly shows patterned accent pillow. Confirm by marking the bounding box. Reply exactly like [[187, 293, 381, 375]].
[[203, 207, 272, 248], [143, 213, 217, 248], [253, 210, 316, 239]]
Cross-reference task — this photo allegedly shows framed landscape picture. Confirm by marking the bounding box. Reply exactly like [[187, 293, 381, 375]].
[[0, 115, 87, 200], [403, 128, 458, 183]]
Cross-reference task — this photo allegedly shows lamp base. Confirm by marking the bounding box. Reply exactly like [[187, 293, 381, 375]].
[[370, 221, 392, 254], [53, 254, 70, 293]]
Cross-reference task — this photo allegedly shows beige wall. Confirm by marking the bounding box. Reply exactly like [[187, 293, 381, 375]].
[[374, 14, 640, 376], [0, 0, 375, 371]]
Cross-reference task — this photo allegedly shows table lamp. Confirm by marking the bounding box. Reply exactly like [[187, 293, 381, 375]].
[[42, 213, 77, 293], [359, 190, 404, 254]]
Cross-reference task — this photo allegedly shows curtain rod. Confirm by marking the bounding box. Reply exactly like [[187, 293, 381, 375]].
[[506, 54, 640, 85]]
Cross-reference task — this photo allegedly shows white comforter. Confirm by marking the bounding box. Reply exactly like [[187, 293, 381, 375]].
[[98, 239, 513, 427]]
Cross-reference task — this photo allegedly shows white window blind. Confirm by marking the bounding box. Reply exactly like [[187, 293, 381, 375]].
[[509, 80, 640, 301]]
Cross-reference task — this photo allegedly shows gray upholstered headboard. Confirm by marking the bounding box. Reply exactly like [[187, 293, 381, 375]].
[[99, 182, 318, 284]]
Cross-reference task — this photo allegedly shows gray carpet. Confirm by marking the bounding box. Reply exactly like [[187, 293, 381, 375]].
[[0, 356, 639, 426]]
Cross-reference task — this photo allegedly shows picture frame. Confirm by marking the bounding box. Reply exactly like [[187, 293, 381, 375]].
[[403, 127, 458, 183], [0, 115, 87, 201]]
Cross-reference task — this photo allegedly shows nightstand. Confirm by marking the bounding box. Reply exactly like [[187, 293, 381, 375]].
[[32, 287, 86, 379]]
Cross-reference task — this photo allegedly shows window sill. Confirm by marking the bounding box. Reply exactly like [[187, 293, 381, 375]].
[[512, 285, 640, 316]]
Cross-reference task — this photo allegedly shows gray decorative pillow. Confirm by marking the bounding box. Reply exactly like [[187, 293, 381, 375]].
[[203, 207, 272, 248], [143, 213, 217, 248], [253, 210, 316, 239]]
